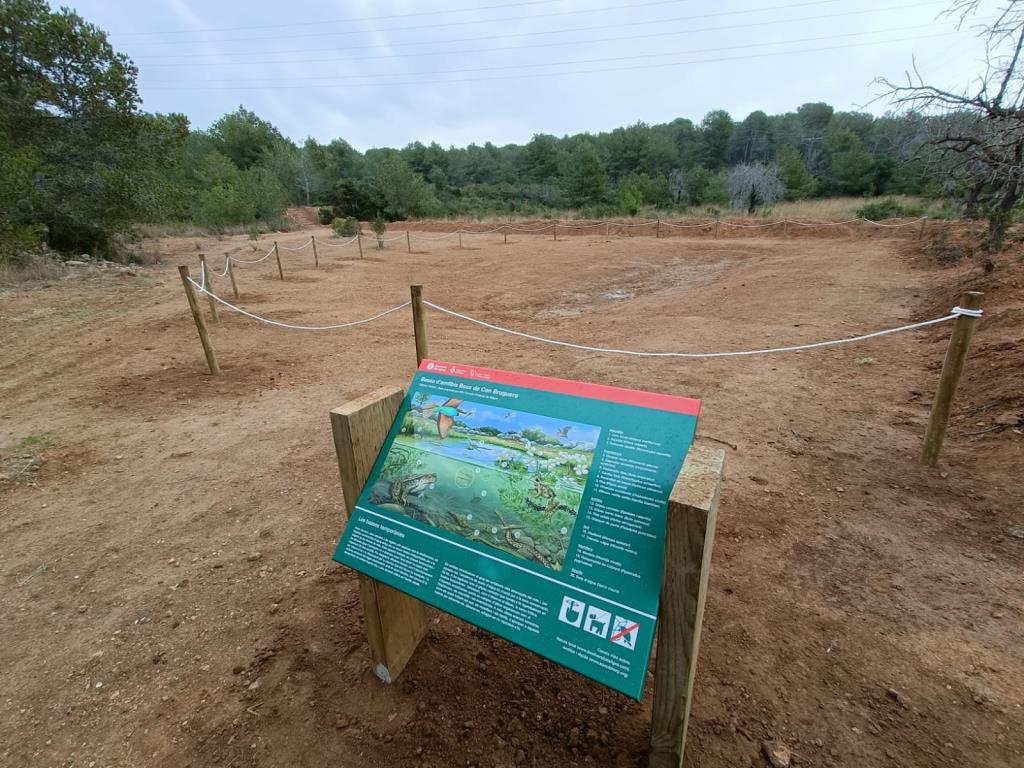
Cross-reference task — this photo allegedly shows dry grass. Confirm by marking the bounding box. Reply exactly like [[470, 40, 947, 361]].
[[0, 253, 66, 290]]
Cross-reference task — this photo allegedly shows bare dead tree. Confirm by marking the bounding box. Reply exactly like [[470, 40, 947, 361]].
[[726, 163, 785, 214], [877, 1, 1024, 249]]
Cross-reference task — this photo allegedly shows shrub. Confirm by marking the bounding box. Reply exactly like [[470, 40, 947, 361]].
[[318, 207, 334, 225], [331, 217, 359, 236], [371, 216, 387, 249], [856, 198, 923, 221]]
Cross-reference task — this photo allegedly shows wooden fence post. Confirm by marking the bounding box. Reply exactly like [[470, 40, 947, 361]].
[[177, 266, 220, 376], [783, 220, 789, 237], [410, 284, 428, 364], [357, 233, 364, 259], [649, 445, 725, 768], [198, 254, 219, 324], [312, 236, 319, 267], [656, 219, 661, 238], [920, 291, 984, 466], [330, 388, 429, 683], [274, 241, 284, 280], [407, 230, 412, 253], [225, 253, 239, 300], [504, 225, 508, 245], [918, 216, 928, 240], [553, 222, 558, 241], [714, 219, 720, 239], [458, 232, 463, 249]]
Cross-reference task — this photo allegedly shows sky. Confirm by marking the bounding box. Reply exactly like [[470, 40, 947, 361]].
[[66, 0, 994, 150], [420, 395, 602, 446]]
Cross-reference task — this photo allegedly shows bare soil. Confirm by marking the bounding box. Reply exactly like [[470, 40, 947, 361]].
[[1, 226, 1021, 768]]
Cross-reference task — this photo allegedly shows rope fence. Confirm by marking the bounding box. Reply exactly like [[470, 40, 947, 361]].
[[176, 263, 983, 466]]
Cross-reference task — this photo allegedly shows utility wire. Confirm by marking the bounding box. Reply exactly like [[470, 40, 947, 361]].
[[113, 0, 574, 36], [130, 0, 739, 47], [143, 30, 958, 90], [132, 0, 943, 64], [141, 24, 942, 84]]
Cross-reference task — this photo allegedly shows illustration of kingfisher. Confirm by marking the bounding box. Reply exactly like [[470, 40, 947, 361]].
[[419, 398, 468, 439]]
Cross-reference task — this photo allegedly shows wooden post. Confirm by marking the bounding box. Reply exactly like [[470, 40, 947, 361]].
[[553, 222, 558, 241], [198, 254, 219, 324], [504, 225, 508, 245], [330, 388, 429, 683], [225, 253, 239, 300], [274, 241, 284, 280], [920, 291, 984, 466], [656, 219, 661, 238], [357, 233, 364, 259], [918, 216, 928, 241], [406, 230, 412, 253], [649, 445, 725, 768], [410, 284, 428, 365], [714, 219, 720, 239], [606, 221, 610, 236], [312, 236, 319, 267], [177, 266, 220, 376], [783, 220, 789, 237]]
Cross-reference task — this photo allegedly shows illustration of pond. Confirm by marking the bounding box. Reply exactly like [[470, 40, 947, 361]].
[[368, 394, 601, 571]]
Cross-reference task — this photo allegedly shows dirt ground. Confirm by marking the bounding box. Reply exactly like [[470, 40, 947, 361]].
[[1, 226, 1021, 768]]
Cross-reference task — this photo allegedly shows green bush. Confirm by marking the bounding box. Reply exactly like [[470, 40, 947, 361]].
[[856, 198, 923, 221], [318, 207, 334, 225], [331, 217, 359, 236]]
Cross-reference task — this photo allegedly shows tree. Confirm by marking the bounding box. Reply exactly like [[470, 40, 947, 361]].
[[0, 1, 185, 254], [372, 154, 441, 219], [208, 107, 286, 170], [825, 124, 877, 195], [878, 0, 1024, 249], [699, 110, 734, 170], [726, 163, 785, 213], [560, 143, 607, 206], [776, 146, 817, 199]]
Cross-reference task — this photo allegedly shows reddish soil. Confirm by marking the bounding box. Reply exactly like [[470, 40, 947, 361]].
[[0, 227, 1021, 768]]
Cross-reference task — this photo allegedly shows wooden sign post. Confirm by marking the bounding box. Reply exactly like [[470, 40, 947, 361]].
[[329, 389, 723, 765], [330, 388, 429, 683]]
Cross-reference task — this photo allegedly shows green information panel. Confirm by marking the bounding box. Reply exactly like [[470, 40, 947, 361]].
[[332, 360, 700, 699]]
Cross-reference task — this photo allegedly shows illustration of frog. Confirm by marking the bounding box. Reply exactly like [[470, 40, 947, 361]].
[[389, 473, 437, 506]]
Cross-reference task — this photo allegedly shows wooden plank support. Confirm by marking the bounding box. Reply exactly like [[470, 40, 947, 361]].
[[330, 387, 430, 683], [649, 445, 725, 768], [920, 291, 984, 466], [177, 265, 220, 375]]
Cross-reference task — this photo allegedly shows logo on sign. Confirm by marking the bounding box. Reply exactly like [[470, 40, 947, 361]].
[[610, 616, 640, 650], [558, 596, 585, 628], [583, 606, 611, 638]]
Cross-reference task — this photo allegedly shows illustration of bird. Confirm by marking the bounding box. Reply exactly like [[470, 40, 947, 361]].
[[557, 426, 572, 439], [419, 398, 466, 439]]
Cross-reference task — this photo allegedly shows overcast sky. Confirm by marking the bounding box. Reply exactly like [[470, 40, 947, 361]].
[[67, 0, 992, 150]]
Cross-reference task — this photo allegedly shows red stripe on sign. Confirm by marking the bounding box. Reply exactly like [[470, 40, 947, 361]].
[[418, 359, 701, 416], [610, 623, 640, 642]]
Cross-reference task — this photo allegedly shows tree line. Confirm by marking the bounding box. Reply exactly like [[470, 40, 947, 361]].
[[1, 0, 1019, 260]]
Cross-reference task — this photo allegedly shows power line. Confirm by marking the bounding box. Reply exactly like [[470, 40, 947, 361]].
[[140, 24, 942, 84], [130, 0, 718, 47], [131, 0, 941, 64], [141, 30, 959, 91], [112, 0, 569, 36]]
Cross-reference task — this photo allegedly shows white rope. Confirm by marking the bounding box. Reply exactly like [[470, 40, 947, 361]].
[[661, 220, 714, 229], [951, 306, 983, 318], [364, 232, 407, 242], [230, 245, 276, 265], [721, 220, 786, 229], [423, 300, 963, 358], [278, 238, 314, 251], [206, 259, 230, 278], [314, 234, 361, 248], [187, 277, 410, 330]]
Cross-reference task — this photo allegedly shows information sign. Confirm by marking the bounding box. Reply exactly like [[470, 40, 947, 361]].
[[333, 360, 700, 698]]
